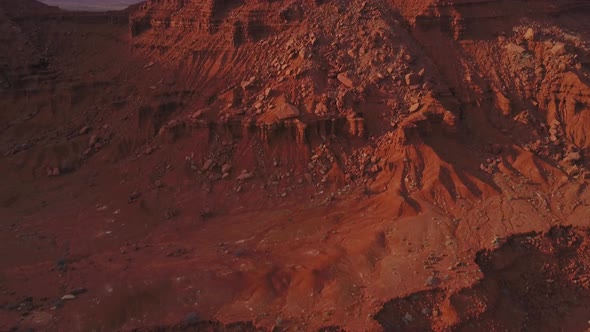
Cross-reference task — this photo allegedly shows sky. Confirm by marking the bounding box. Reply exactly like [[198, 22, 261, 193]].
[[38, 0, 143, 11]]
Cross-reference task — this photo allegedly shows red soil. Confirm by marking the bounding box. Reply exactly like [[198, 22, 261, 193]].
[[1, 0, 590, 331]]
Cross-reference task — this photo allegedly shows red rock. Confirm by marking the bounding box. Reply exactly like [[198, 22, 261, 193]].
[[550, 43, 566, 56], [257, 103, 299, 124], [564, 151, 581, 163], [88, 135, 98, 147], [237, 171, 254, 181], [337, 72, 355, 88], [405, 73, 421, 86], [524, 28, 535, 40], [222, 164, 232, 174], [505, 43, 526, 54], [79, 126, 91, 135]]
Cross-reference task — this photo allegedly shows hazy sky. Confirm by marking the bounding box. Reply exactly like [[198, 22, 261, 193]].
[[38, 0, 143, 11]]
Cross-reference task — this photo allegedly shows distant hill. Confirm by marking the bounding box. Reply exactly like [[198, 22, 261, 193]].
[[38, 0, 142, 11]]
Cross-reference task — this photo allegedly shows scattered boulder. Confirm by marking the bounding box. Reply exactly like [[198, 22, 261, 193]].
[[337, 72, 355, 88], [203, 159, 214, 171], [405, 73, 421, 86], [190, 109, 206, 120], [524, 28, 535, 41], [143, 146, 154, 155], [257, 103, 300, 124], [240, 76, 256, 90], [237, 170, 254, 181], [550, 43, 566, 56], [47, 167, 60, 177], [222, 163, 232, 174], [276, 103, 300, 119], [505, 43, 525, 54], [79, 126, 91, 135], [494, 90, 512, 116], [315, 102, 328, 116], [403, 53, 414, 64], [61, 294, 76, 301], [564, 151, 581, 164], [88, 134, 99, 147], [128, 190, 141, 203]]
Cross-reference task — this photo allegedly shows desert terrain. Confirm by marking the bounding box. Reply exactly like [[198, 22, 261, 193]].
[[38, 0, 141, 12], [1, 0, 590, 331]]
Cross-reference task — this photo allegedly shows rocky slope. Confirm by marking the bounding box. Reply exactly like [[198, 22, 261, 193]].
[[1, 0, 590, 331]]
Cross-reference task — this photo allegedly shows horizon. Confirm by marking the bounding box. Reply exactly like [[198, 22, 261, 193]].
[[38, 0, 143, 11]]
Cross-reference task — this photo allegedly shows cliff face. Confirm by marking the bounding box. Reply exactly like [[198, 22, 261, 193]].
[[130, 0, 303, 42], [2, 0, 590, 331], [125, 0, 590, 172]]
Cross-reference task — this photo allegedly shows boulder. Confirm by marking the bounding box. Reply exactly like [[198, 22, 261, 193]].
[[337, 72, 355, 88], [524, 28, 535, 41], [314, 102, 328, 116], [276, 103, 299, 119], [240, 76, 256, 90], [89, 134, 99, 147], [550, 43, 566, 56], [564, 151, 581, 163], [237, 170, 254, 181], [494, 90, 512, 116], [190, 109, 206, 119], [505, 43, 525, 54], [128, 191, 141, 202], [202, 159, 214, 171], [79, 126, 91, 135], [257, 103, 300, 124], [405, 73, 421, 86], [222, 163, 232, 174]]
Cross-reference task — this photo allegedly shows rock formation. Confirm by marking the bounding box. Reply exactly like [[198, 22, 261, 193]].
[[1, 0, 590, 331]]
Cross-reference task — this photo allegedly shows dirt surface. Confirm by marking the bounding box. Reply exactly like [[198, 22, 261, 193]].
[[376, 226, 590, 331], [1, 0, 590, 331]]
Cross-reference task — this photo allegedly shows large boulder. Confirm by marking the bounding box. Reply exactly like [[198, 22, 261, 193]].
[[337, 72, 356, 88], [405, 73, 422, 86], [257, 103, 300, 125]]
